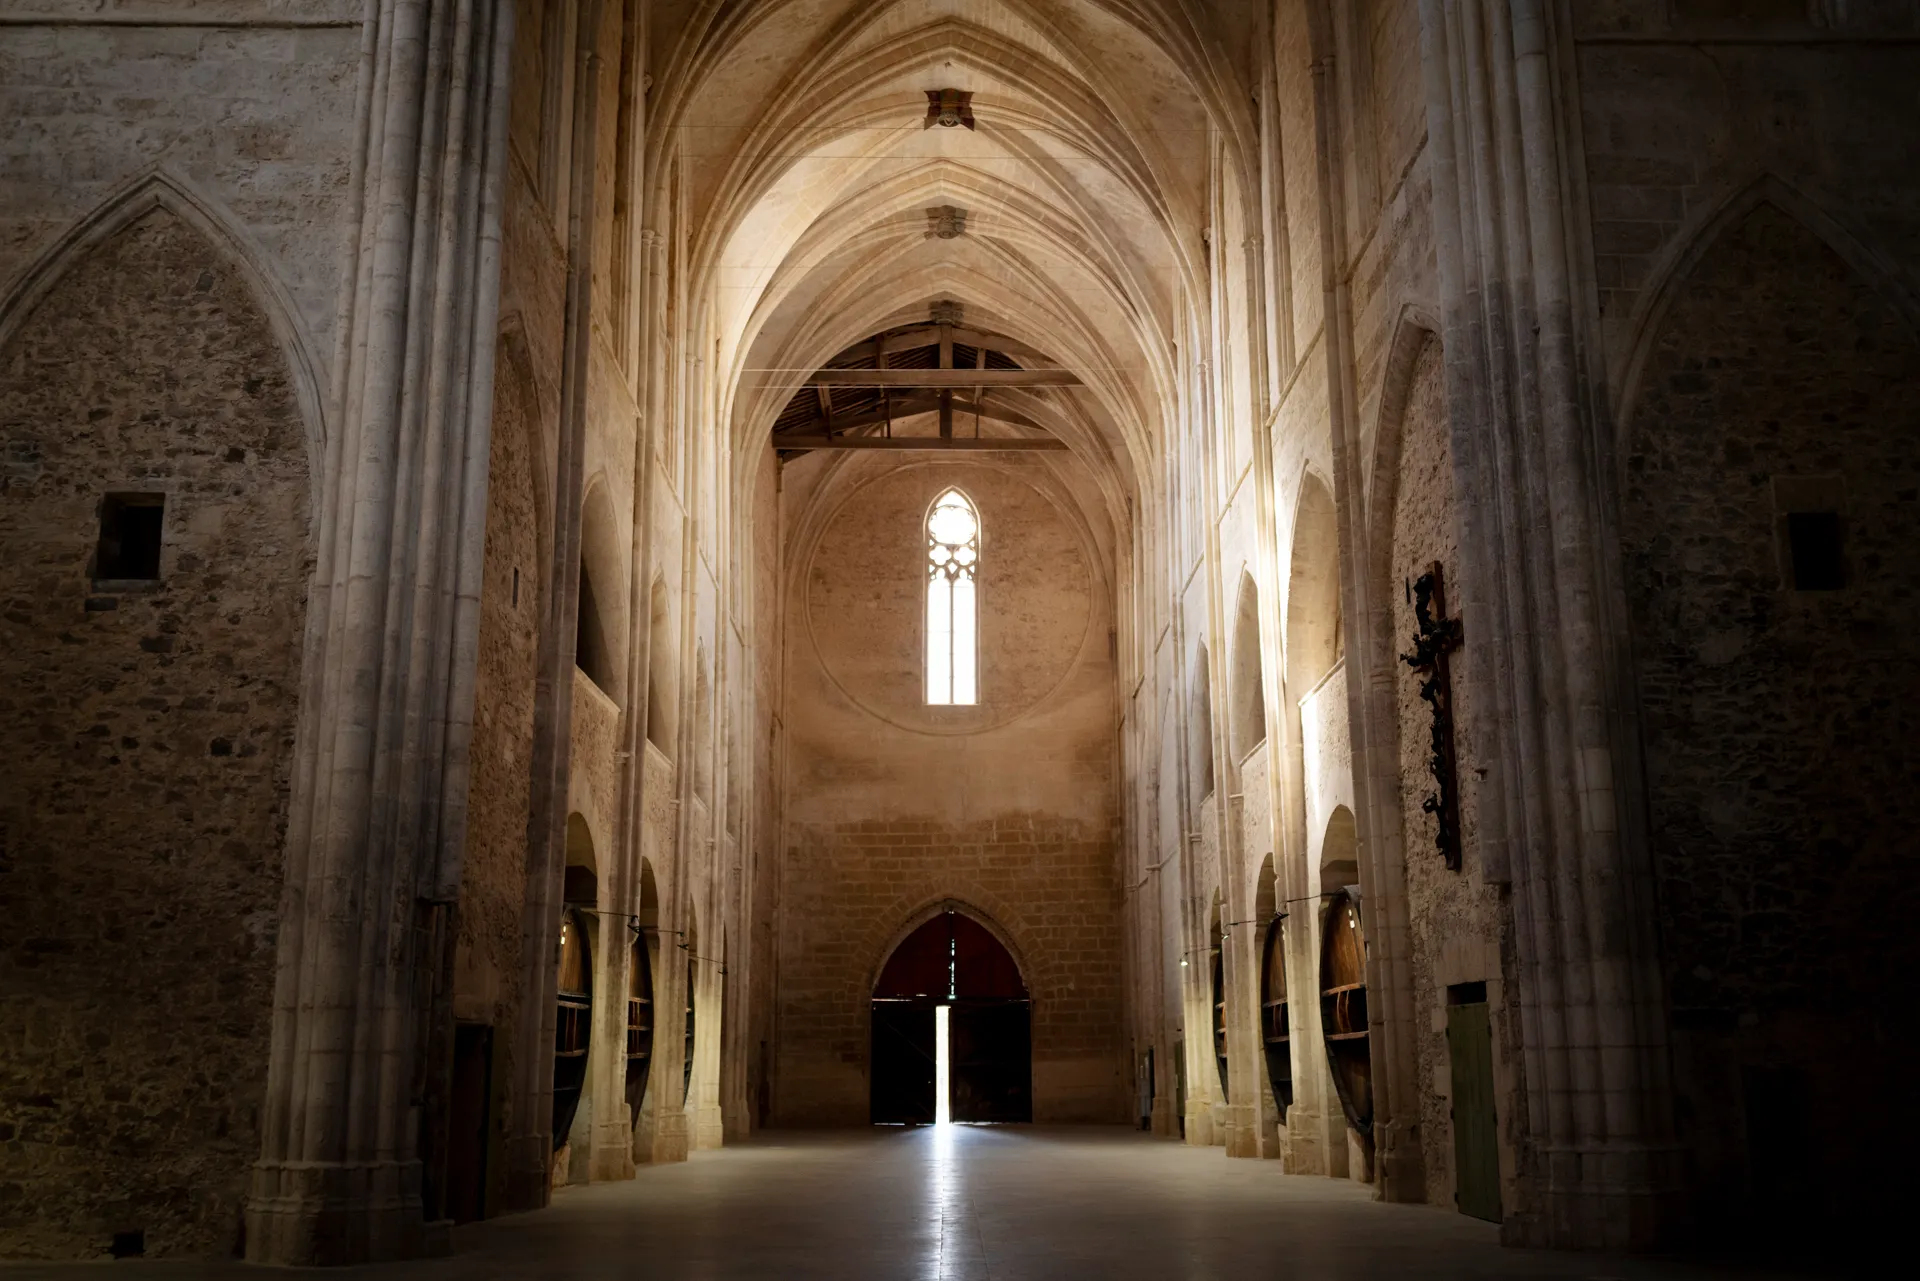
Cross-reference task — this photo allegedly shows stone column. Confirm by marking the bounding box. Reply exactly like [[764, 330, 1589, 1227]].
[[1304, 0, 1425, 1202], [246, 0, 517, 1265], [1417, 0, 1682, 1249], [505, 0, 607, 1213]]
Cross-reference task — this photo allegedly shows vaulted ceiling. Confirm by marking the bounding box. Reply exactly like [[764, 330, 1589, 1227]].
[[646, 0, 1262, 517]]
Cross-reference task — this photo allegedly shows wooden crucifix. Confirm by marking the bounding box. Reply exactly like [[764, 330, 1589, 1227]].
[[1400, 561, 1465, 871]]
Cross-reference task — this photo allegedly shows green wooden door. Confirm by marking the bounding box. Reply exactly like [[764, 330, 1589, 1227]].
[[1447, 999, 1501, 1223]]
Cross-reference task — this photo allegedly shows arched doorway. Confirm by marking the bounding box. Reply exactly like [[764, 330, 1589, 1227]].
[[871, 908, 1031, 1124]]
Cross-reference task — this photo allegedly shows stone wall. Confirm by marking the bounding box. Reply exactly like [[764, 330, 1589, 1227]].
[[1621, 203, 1920, 1230], [1384, 335, 1516, 1216], [775, 458, 1126, 1125], [447, 328, 547, 1219], [0, 208, 311, 1258]]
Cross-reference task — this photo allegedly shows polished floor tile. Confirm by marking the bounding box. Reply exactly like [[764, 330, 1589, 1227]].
[[2, 1127, 1821, 1279]]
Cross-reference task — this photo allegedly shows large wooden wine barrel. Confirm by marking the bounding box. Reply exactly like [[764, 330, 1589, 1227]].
[[1260, 918, 1293, 1114], [553, 909, 592, 1149], [625, 935, 653, 1113], [1319, 890, 1372, 1135], [1210, 945, 1229, 1095], [682, 958, 696, 1102]]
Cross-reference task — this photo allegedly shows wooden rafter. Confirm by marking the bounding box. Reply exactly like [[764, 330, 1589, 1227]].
[[806, 369, 1081, 388], [775, 436, 1068, 452]]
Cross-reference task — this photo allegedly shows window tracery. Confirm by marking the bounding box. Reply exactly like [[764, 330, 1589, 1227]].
[[925, 488, 979, 705]]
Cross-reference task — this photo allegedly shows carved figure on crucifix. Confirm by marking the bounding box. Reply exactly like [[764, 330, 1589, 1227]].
[[1400, 561, 1465, 871]]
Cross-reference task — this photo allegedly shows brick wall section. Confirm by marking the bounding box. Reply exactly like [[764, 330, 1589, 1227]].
[[776, 460, 1127, 1126], [1622, 204, 1920, 1227], [779, 814, 1123, 1125], [0, 208, 310, 1258]]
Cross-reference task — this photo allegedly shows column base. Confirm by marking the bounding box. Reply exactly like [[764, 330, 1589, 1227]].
[[244, 1159, 442, 1266], [694, 1103, 726, 1151], [1374, 1117, 1426, 1202], [1503, 1143, 1690, 1251], [636, 1105, 690, 1164], [1224, 1103, 1261, 1158]]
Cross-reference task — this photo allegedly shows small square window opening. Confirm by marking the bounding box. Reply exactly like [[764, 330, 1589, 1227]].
[[1786, 511, 1845, 591], [96, 493, 165, 581]]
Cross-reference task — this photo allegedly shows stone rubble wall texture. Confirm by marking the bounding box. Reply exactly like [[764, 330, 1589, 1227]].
[[776, 459, 1126, 1125], [0, 12, 360, 388], [1384, 335, 1516, 1216], [1621, 204, 1920, 1228], [0, 208, 311, 1259]]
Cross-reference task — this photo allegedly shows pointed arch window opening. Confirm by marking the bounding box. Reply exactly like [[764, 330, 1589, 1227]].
[[925, 489, 980, 706]]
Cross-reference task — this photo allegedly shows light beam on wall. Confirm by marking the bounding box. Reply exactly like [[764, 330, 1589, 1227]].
[[935, 1004, 952, 1125]]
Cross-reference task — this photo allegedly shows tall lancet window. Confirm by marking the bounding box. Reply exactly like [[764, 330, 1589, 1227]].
[[925, 488, 980, 705]]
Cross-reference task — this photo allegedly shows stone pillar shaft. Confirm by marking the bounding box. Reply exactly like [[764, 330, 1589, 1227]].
[[249, 0, 516, 1266], [1417, 0, 1681, 1249]]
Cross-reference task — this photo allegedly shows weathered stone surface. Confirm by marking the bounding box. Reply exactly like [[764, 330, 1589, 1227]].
[[1384, 336, 1515, 1216], [0, 207, 310, 1259], [1623, 203, 1920, 1229]]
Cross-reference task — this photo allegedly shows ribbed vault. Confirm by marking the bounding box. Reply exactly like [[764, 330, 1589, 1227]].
[[647, 0, 1259, 533]]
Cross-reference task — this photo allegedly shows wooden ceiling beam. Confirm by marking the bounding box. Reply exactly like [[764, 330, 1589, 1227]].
[[826, 325, 1053, 367], [776, 396, 1050, 440], [775, 436, 1069, 452], [806, 369, 1081, 388]]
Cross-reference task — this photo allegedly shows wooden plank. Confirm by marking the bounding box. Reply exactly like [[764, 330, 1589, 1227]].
[[776, 436, 1068, 452], [1447, 999, 1503, 1223], [806, 369, 1082, 388]]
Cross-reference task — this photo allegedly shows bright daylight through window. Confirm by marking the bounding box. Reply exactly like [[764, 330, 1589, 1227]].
[[925, 489, 979, 705]]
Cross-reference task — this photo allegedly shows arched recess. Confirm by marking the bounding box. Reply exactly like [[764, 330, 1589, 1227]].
[[682, 915, 700, 1105], [1621, 196, 1920, 1228], [870, 906, 1032, 1125], [1614, 175, 1920, 428], [1286, 472, 1343, 696], [0, 169, 327, 496], [1254, 855, 1292, 1116], [574, 482, 624, 699], [1190, 644, 1216, 800], [1208, 893, 1229, 1098], [692, 646, 713, 803], [553, 822, 594, 1155], [1364, 307, 1444, 579], [644, 577, 677, 755], [563, 812, 599, 906], [1229, 573, 1267, 759], [0, 190, 313, 1257], [1318, 807, 1371, 1150], [626, 862, 660, 1118]]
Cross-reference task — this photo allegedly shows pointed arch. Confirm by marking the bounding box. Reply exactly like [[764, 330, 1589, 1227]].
[[1614, 173, 1920, 426], [1190, 642, 1216, 800], [1229, 571, 1267, 760], [1365, 304, 1444, 580], [925, 487, 981, 706], [0, 169, 328, 502], [868, 897, 1033, 1004], [575, 479, 625, 701], [1285, 470, 1343, 698]]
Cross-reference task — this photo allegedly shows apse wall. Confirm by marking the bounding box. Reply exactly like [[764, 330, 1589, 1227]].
[[773, 456, 1126, 1125]]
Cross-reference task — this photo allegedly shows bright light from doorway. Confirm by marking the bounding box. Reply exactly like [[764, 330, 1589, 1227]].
[[934, 1004, 952, 1124]]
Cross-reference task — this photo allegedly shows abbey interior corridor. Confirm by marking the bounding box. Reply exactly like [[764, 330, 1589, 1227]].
[[2, 0, 1918, 1274]]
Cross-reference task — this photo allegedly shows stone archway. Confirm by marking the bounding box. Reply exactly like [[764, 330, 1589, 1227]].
[[870, 907, 1032, 1125]]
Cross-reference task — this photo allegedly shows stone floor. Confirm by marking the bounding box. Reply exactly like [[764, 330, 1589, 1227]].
[[3, 1127, 1824, 1279]]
